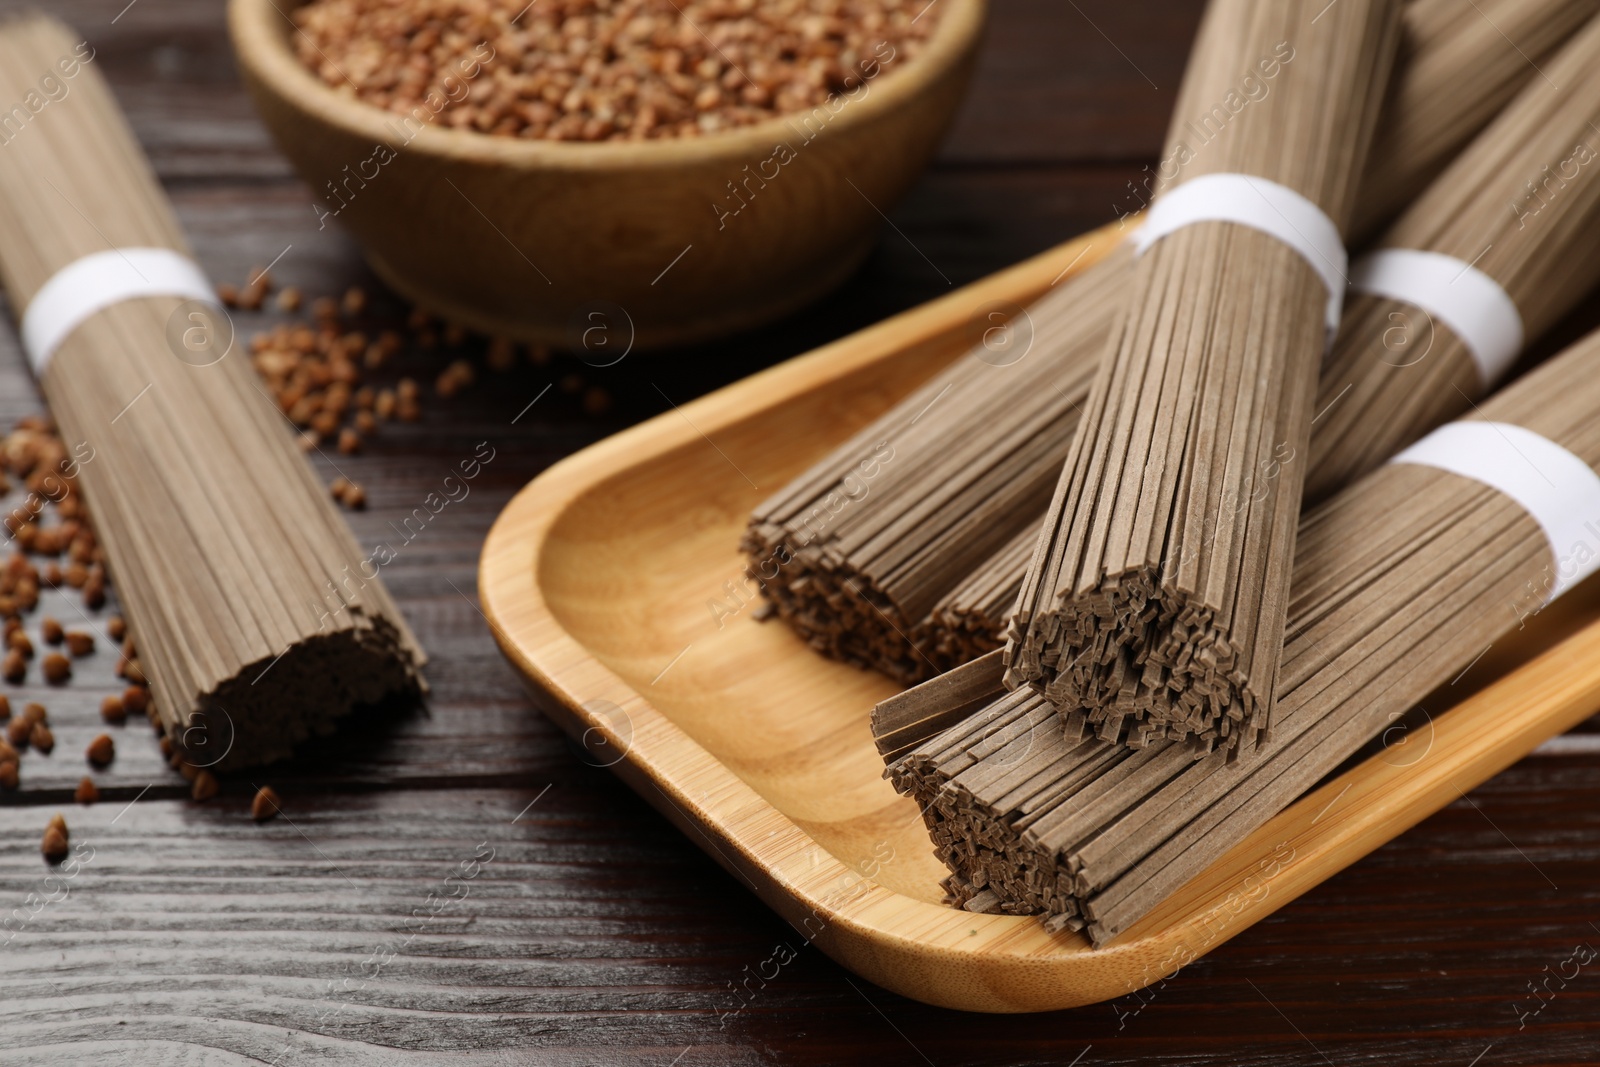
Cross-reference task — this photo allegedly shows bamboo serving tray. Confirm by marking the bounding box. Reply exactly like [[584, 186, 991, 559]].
[[479, 220, 1600, 1013]]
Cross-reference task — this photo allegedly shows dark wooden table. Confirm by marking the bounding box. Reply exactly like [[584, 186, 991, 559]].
[[4, 2, 1600, 1064]]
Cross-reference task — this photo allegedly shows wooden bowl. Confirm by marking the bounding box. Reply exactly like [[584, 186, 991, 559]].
[[227, 0, 986, 349]]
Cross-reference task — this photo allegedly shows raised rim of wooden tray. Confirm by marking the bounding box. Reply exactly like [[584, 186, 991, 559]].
[[479, 221, 1600, 1013]]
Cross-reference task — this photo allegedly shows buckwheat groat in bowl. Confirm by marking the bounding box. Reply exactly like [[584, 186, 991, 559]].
[[230, 0, 985, 347]]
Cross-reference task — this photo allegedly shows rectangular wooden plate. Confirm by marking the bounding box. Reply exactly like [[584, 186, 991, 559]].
[[478, 222, 1600, 1013]]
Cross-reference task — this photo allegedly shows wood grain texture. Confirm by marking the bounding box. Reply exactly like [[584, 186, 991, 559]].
[[5, 0, 1600, 1060]]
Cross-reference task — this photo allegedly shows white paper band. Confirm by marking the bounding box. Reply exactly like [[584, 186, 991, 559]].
[[1391, 421, 1600, 601], [1350, 249, 1524, 386], [1132, 173, 1347, 334], [21, 247, 217, 373]]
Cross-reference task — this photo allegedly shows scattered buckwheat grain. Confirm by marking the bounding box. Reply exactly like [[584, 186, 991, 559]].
[[41, 818, 68, 862], [86, 733, 114, 767], [41, 652, 70, 684], [192, 769, 220, 802], [252, 785, 283, 822]]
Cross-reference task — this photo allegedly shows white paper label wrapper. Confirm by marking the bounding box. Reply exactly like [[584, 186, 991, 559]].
[[22, 247, 217, 373], [1391, 421, 1600, 601], [1132, 172, 1347, 334], [1350, 249, 1524, 386]]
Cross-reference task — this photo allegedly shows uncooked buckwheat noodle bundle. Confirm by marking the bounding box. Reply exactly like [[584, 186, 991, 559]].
[[0, 14, 425, 769], [936, 5, 1600, 658], [744, 241, 1127, 682], [880, 324, 1600, 945], [1307, 11, 1600, 500], [1005, 0, 1401, 756], [1350, 0, 1600, 237], [744, 0, 1596, 687]]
